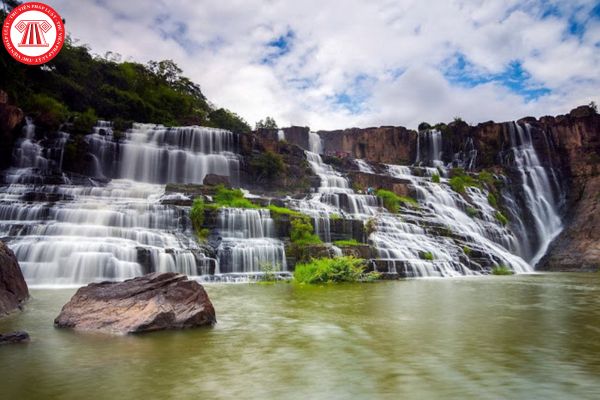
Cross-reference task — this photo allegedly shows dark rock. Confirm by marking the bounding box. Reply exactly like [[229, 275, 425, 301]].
[[0, 331, 30, 345], [203, 174, 230, 187], [0, 241, 29, 317], [54, 272, 216, 334]]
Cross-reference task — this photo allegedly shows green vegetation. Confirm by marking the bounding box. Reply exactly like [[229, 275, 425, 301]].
[[250, 150, 286, 180], [290, 217, 322, 245], [0, 4, 250, 133], [487, 193, 498, 208], [255, 116, 278, 129], [190, 198, 205, 231], [376, 189, 418, 213], [491, 265, 514, 275], [466, 207, 478, 218], [213, 186, 257, 209], [293, 256, 379, 284], [432, 173, 441, 183], [463, 246, 472, 256], [418, 122, 431, 131], [365, 218, 377, 236], [260, 262, 281, 282], [421, 252, 435, 261], [478, 170, 496, 187], [448, 168, 481, 194], [330, 213, 342, 220], [495, 211, 509, 226], [333, 239, 363, 247], [267, 204, 303, 217]]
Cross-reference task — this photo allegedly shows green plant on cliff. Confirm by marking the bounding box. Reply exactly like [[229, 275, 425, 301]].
[[213, 186, 257, 209], [449, 168, 481, 194], [365, 218, 377, 236], [290, 217, 322, 245], [487, 193, 498, 208], [251, 150, 286, 180], [267, 205, 302, 218], [466, 207, 478, 218], [376, 189, 418, 213], [255, 116, 278, 129], [495, 211, 509, 226], [478, 170, 496, 187], [421, 251, 435, 261], [333, 239, 362, 247], [190, 198, 208, 241], [293, 256, 371, 284], [431, 173, 441, 183]]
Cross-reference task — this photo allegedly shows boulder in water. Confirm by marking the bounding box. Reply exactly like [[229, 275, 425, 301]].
[[0, 331, 30, 345], [203, 173, 230, 187], [54, 272, 216, 334], [0, 241, 29, 317]]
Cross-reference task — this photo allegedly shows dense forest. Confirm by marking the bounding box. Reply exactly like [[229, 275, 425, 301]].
[[0, 3, 251, 135]]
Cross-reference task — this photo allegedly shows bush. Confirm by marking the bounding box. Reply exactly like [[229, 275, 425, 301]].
[[449, 168, 480, 194], [290, 217, 322, 245], [27, 93, 69, 130], [491, 265, 513, 275], [487, 193, 498, 208], [214, 186, 257, 208], [293, 256, 369, 284], [418, 122, 431, 131], [251, 150, 286, 180], [478, 170, 495, 187], [190, 198, 205, 232], [466, 207, 478, 218], [421, 251, 434, 261], [333, 239, 362, 247], [376, 189, 418, 213], [495, 211, 509, 226], [432, 173, 440, 183], [208, 108, 251, 133], [71, 108, 98, 135], [260, 262, 280, 282]]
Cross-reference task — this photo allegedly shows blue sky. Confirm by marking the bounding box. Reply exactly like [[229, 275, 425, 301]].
[[44, 0, 600, 129]]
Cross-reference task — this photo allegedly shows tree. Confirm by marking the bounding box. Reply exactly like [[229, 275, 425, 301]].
[[589, 101, 598, 113], [255, 116, 278, 129]]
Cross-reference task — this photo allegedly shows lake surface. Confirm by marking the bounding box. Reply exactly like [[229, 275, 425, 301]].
[[1, 274, 600, 399]]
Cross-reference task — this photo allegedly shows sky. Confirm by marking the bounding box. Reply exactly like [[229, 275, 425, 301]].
[[41, 0, 600, 130]]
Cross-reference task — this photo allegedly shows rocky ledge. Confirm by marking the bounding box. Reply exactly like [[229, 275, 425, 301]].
[[0, 241, 29, 316], [54, 272, 216, 334]]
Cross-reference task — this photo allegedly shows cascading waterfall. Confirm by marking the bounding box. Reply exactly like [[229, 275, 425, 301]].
[[502, 122, 563, 265], [215, 208, 287, 276], [416, 129, 444, 167], [0, 180, 213, 287]]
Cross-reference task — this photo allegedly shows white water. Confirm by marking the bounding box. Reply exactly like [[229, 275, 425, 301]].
[[506, 122, 563, 265], [216, 208, 287, 274]]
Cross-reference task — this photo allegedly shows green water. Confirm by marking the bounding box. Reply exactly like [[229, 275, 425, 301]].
[[1, 274, 600, 399]]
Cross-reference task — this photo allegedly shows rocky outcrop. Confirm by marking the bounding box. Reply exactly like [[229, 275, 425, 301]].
[[54, 272, 216, 334], [0, 331, 30, 345], [319, 126, 416, 165], [0, 241, 29, 316]]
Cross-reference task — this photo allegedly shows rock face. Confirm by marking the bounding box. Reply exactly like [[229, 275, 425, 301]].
[[0, 331, 30, 345], [0, 241, 29, 316], [54, 272, 216, 334]]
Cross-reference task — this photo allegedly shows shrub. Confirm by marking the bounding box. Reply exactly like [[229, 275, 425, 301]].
[[214, 186, 257, 208], [376, 189, 418, 213], [478, 170, 495, 187], [421, 251, 434, 260], [251, 150, 286, 180], [449, 168, 480, 194], [466, 207, 478, 218], [487, 193, 498, 208], [293, 256, 368, 284], [260, 262, 280, 282], [491, 265, 513, 275], [418, 122, 431, 131], [71, 108, 98, 135], [333, 239, 362, 247], [495, 211, 509, 226], [290, 217, 322, 245], [28, 93, 69, 130], [190, 198, 205, 231], [432, 173, 441, 183]]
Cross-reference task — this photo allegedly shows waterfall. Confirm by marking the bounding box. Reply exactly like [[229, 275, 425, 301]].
[[216, 208, 287, 275], [416, 129, 444, 167], [503, 122, 563, 265], [355, 159, 375, 173], [88, 123, 240, 185], [277, 129, 286, 141], [0, 180, 214, 287]]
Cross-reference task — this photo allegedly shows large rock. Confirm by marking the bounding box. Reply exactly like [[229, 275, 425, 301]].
[[54, 272, 216, 334], [0, 241, 29, 317], [0, 331, 30, 345]]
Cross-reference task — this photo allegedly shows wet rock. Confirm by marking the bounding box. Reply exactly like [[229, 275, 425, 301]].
[[54, 272, 216, 334], [0, 241, 29, 317], [203, 174, 230, 187], [0, 331, 30, 345]]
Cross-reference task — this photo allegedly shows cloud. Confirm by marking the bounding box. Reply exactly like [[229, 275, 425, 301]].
[[42, 0, 600, 130]]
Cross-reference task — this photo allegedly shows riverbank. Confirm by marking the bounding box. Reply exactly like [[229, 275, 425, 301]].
[[1, 273, 599, 399]]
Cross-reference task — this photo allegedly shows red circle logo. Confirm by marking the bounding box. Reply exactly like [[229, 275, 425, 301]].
[[2, 2, 65, 65]]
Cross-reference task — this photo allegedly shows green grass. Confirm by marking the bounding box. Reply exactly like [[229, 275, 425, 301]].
[[214, 186, 257, 209], [448, 171, 481, 194], [267, 204, 302, 217], [294, 256, 377, 284], [491, 265, 514, 275], [478, 170, 496, 186], [463, 246, 472, 256], [190, 198, 205, 231], [466, 207, 478, 218], [487, 193, 498, 208], [495, 211, 509, 226], [333, 239, 363, 247], [421, 251, 435, 261], [376, 189, 418, 213], [432, 173, 441, 183], [329, 213, 342, 220]]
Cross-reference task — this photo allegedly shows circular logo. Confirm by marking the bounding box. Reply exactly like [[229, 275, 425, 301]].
[[2, 2, 65, 65]]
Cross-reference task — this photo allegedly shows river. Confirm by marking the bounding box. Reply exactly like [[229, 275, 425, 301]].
[[1, 273, 599, 399]]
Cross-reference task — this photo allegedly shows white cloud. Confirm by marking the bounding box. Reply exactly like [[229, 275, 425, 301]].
[[42, 0, 600, 130]]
